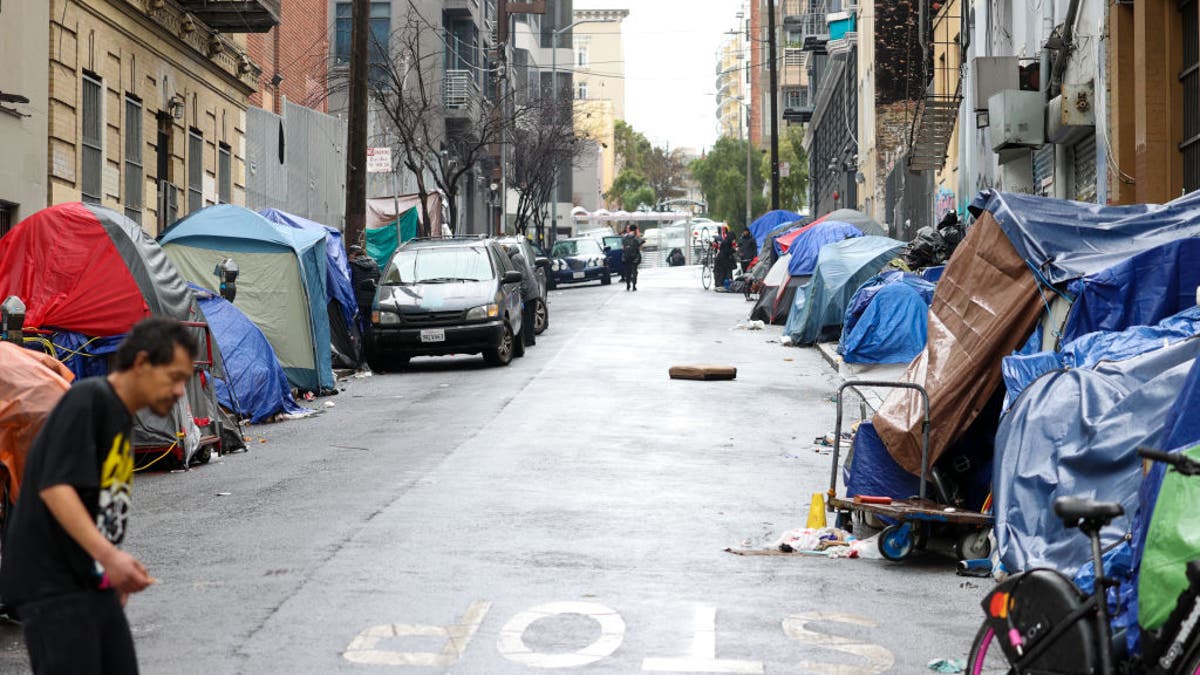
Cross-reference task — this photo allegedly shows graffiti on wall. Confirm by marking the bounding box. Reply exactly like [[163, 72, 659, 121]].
[[934, 186, 957, 222]]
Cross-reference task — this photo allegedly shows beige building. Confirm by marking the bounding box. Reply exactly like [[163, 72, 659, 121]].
[[47, 0, 273, 234], [715, 33, 747, 139], [0, 1, 51, 233], [574, 98, 616, 209], [572, 7, 627, 208]]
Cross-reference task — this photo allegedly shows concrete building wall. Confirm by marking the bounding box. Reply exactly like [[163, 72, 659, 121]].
[[249, 0, 330, 113], [48, 0, 259, 235], [572, 9, 627, 119], [0, 0, 50, 231]]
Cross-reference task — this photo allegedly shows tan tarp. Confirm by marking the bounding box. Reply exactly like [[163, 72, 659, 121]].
[[874, 213, 1044, 475], [366, 194, 445, 235], [0, 342, 74, 501]]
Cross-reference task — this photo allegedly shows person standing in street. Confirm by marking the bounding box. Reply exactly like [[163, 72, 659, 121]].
[[506, 244, 537, 348], [737, 228, 758, 275], [0, 317, 198, 674], [714, 229, 737, 289], [622, 225, 644, 291], [348, 245, 380, 331]]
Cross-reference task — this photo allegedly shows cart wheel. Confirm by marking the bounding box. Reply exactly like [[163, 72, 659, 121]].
[[878, 522, 916, 561], [954, 529, 992, 561]]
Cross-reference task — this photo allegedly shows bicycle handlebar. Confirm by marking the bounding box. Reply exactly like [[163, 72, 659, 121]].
[[1137, 446, 1200, 476]]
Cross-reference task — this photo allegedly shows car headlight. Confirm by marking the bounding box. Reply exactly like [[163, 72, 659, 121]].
[[373, 310, 400, 325], [466, 304, 499, 321]]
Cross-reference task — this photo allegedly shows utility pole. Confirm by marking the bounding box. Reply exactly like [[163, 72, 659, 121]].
[[766, 0, 780, 211], [344, 0, 369, 246], [743, 101, 752, 229]]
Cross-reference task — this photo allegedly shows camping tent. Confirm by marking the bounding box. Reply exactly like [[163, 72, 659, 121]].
[[840, 280, 932, 365], [190, 285, 309, 424], [748, 210, 803, 248], [875, 189, 1200, 476], [749, 253, 806, 325], [0, 202, 233, 463], [785, 220, 864, 276], [0, 342, 73, 502], [824, 208, 887, 237], [160, 205, 335, 393], [783, 236, 905, 346], [259, 208, 362, 369]]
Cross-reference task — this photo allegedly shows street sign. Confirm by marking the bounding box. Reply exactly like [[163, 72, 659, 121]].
[[780, 162, 790, 178], [367, 147, 392, 173]]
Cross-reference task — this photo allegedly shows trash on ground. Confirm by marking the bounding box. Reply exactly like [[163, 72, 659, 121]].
[[668, 365, 738, 381], [323, 401, 336, 408], [735, 320, 766, 331], [216, 492, 232, 497], [927, 658, 965, 673], [352, 370, 373, 379]]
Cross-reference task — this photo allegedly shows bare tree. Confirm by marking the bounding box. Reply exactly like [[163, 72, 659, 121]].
[[641, 147, 691, 206], [510, 97, 583, 244]]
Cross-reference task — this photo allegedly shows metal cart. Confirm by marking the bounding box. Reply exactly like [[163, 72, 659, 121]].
[[827, 380, 993, 562]]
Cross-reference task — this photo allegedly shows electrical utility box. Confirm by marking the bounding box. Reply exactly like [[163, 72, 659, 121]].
[[1046, 81, 1096, 145], [973, 56, 1020, 111], [989, 90, 1045, 152]]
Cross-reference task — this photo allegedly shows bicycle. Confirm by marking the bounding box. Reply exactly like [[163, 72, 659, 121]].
[[968, 447, 1200, 674], [699, 239, 715, 290]]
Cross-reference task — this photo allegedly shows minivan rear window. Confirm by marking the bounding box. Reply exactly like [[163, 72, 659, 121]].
[[383, 247, 495, 285]]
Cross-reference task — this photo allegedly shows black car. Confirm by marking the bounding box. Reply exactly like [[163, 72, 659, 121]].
[[366, 238, 525, 370], [496, 236, 551, 335], [548, 237, 611, 288]]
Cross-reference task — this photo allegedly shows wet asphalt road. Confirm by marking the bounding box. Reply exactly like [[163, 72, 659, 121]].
[[0, 265, 987, 673]]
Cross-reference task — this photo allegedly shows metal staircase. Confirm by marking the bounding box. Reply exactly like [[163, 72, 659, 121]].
[[908, 82, 962, 171]]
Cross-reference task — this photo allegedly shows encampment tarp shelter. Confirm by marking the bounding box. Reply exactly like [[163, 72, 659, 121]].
[[876, 190, 1200, 476], [0, 342, 73, 502], [783, 236, 905, 345], [824, 208, 887, 237], [259, 208, 362, 369], [366, 193, 445, 235], [0, 202, 234, 463], [749, 253, 801, 325], [749, 210, 802, 248], [160, 205, 335, 393], [840, 281, 931, 365], [366, 206, 420, 266], [785, 220, 864, 276], [191, 285, 308, 424]]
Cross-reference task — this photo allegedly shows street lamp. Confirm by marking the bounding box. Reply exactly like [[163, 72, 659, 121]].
[[551, 17, 617, 243]]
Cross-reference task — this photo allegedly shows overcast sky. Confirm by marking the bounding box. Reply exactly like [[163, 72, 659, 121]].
[[574, 0, 745, 155]]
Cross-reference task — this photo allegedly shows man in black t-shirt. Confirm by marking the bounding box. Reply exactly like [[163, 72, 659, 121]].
[[1, 318, 198, 674]]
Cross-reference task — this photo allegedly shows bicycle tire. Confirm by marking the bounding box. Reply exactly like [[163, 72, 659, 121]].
[[701, 260, 713, 289], [1175, 635, 1200, 674], [967, 622, 1012, 674]]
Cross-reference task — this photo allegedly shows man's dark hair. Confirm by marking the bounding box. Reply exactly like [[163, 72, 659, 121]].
[[630, 224, 639, 232], [113, 317, 200, 372]]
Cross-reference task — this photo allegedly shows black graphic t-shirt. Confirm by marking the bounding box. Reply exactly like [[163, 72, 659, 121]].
[[0, 377, 134, 606]]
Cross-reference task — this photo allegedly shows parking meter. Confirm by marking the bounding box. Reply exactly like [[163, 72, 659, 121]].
[[215, 258, 239, 303], [1, 296, 26, 345]]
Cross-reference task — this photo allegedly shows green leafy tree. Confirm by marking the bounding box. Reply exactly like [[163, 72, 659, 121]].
[[605, 169, 652, 210], [613, 120, 652, 174], [761, 126, 809, 213], [690, 136, 767, 231], [622, 186, 656, 211]]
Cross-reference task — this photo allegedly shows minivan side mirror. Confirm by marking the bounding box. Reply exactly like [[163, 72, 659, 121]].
[[534, 256, 550, 269], [503, 270, 524, 284]]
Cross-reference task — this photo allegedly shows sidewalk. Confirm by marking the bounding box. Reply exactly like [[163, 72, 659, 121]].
[[813, 341, 909, 414]]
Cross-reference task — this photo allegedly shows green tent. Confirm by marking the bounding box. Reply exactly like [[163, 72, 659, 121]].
[[366, 207, 419, 266], [1139, 444, 1200, 628]]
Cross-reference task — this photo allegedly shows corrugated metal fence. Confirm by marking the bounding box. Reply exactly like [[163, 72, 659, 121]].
[[246, 102, 347, 229]]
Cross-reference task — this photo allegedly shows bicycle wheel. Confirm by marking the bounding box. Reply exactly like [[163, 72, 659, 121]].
[[1179, 639, 1200, 675], [967, 622, 1013, 674], [701, 257, 713, 289]]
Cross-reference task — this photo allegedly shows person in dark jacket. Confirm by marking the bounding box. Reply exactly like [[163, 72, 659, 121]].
[[737, 229, 758, 273], [348, 245, 380, 330], [506, 245, 537, 347], [622, 225, 644, 291], [714, 229, 736, 289]]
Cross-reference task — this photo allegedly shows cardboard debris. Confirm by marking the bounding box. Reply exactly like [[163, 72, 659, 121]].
[[669, 365, 737, 381]]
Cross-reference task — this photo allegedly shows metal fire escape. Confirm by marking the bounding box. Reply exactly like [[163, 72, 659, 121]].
[[908, 0, 963, 171]]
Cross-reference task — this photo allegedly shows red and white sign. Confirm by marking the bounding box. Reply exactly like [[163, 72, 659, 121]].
[[367, 147, 392, 173]]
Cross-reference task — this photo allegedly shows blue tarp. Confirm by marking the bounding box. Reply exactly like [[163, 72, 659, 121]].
[[1063, 238, 1200, 344], [969, 189, 1200, 285], [783, 236, 905, 346], [921, 265, 946, 283], [259, 208, 356, 326], [841, 283, 930, 365], [749, 210, 803, 249], [191, 286, 306, 424], [841, 271, 935, 343], [844, 421, 922, 499], [1002, 306, 1200, 405], [785, 221, 863, 276], [993, 336, 1200, 574], [160, 205, 334, 392]]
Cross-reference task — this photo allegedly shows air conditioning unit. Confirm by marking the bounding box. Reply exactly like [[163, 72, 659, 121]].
[[973, 56, 1019, 111], [989, 90, 1045, 152], [1046, 81, 1095, 145]]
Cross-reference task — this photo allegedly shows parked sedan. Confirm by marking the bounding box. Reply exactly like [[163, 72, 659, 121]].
[[366, 239, 525, 370], [548, 237, 611, 288]]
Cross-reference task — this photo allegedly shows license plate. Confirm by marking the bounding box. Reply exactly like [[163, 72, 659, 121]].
[[572, 272, 585, 279], [420, 328, 445, 343]]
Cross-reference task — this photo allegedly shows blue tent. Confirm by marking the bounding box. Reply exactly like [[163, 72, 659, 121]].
[[191, 286, 307, 424], [784, 220, 863, 276], [840, 282, 930, 364], [258, 208, 362, 369], [783, 236, 905, 346], [160, 205, 334, 393], [749, 209, 802, 248]]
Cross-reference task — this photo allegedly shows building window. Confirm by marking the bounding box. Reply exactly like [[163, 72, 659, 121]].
[[335, 1, 391, 80], [784, 88, 806, 108], [1182, 0, 1200, 192], [577, 81, 588, 100], [124, 97, 144, 224], [0, 201, 15, 238], [576, 46, 589, 67], [188, 128, 203, 213], [81, 73, 103, 204], [218, 143, 232, 204]]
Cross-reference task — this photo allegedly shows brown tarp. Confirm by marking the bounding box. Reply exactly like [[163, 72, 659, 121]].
[[874, 212, 1044, 475], [366, 194, 445, 235], [0, 342, 74, 502]]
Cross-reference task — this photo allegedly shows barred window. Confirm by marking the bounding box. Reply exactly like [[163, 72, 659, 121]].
[[81, 74, 103, 204], [124, 97, 144, 224], [188, 128, 203, 213], [218, 143, 232, 204]]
